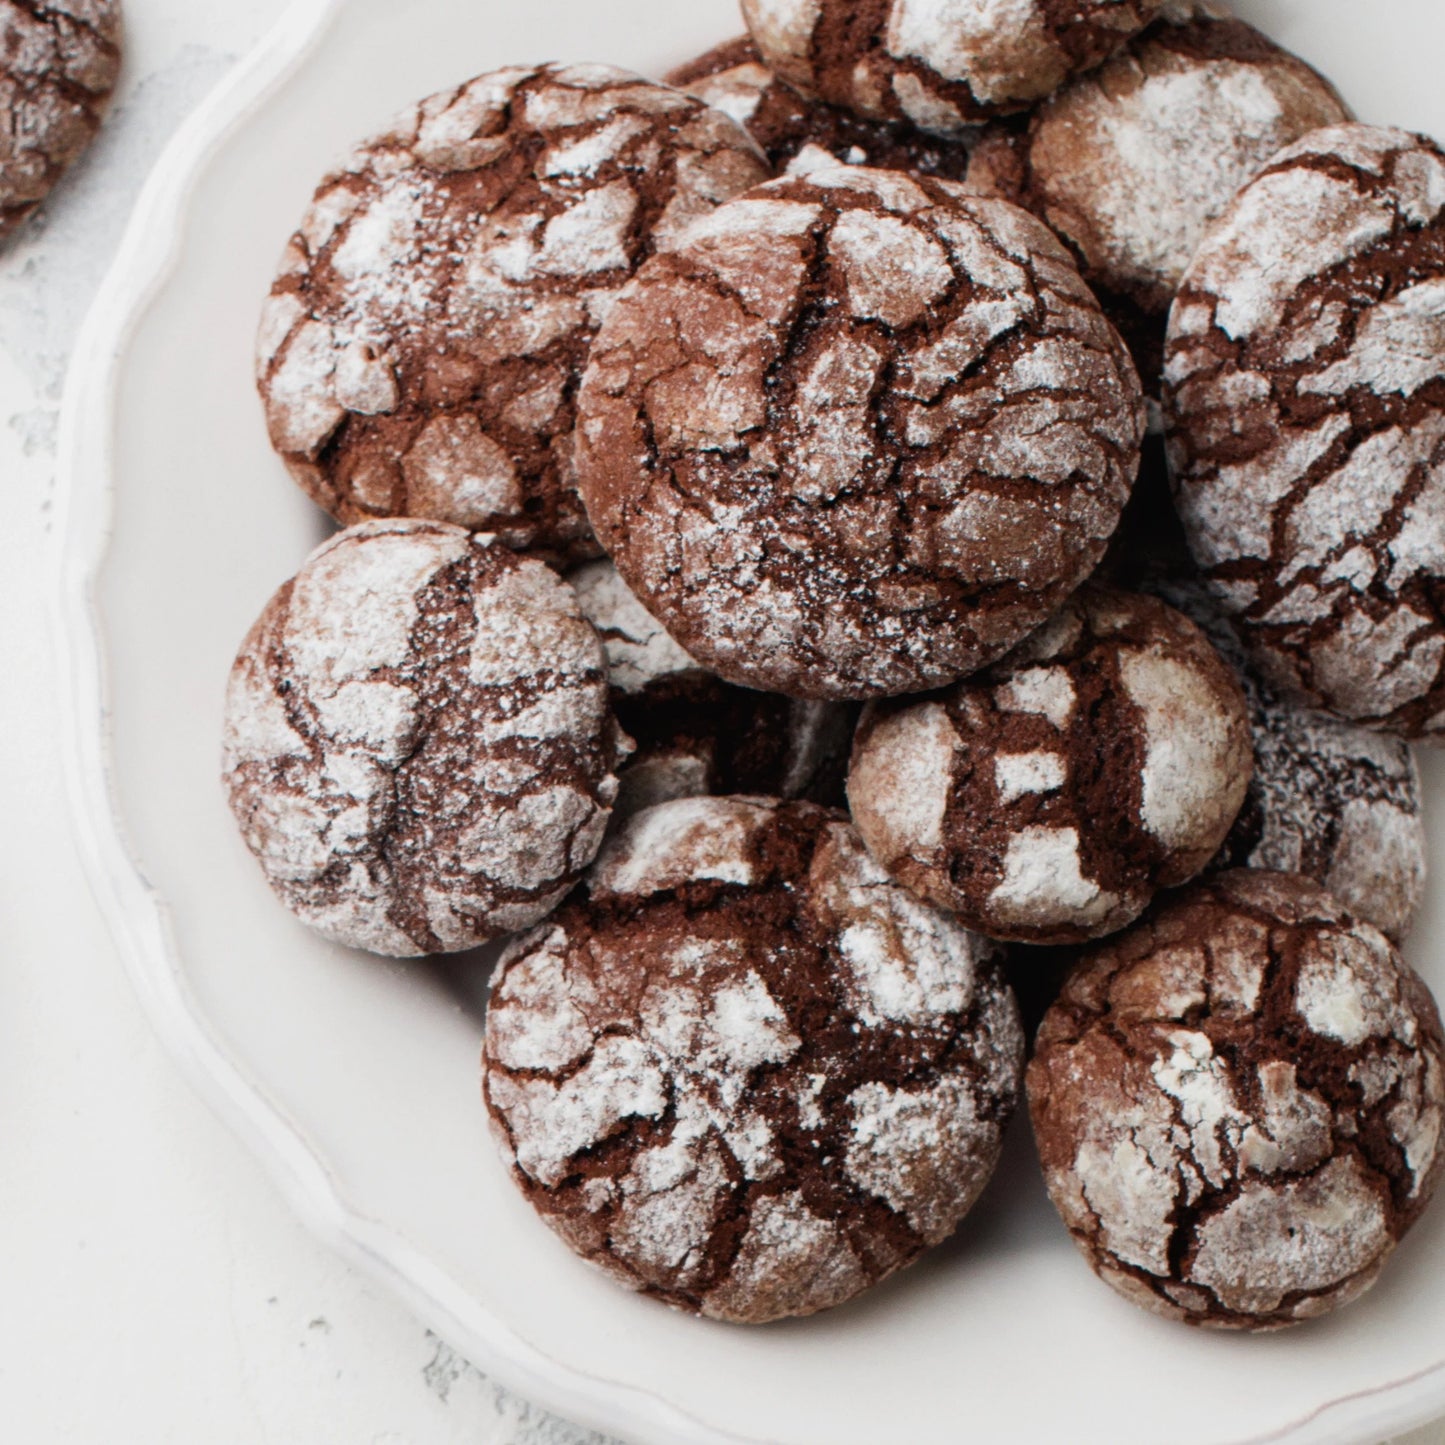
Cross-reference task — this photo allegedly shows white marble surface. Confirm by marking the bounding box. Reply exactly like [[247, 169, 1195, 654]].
[[0, 2, 1440, 1442]]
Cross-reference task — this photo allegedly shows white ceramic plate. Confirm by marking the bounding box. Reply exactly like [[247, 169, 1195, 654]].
[[53, 1, 1445, 1442]]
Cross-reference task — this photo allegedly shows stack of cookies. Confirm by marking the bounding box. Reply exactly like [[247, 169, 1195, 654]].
[[223, 0, 1445, 1333]]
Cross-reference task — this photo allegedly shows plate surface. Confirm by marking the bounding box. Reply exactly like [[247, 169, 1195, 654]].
[[55, 1, 1445, 1442]]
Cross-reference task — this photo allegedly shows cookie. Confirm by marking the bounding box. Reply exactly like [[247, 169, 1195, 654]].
[[968, 2, 1350, 388], [1028, 871, 1445, 1329], [664, 36, 973, 181], [482, 796, 1023, 1324], [1144, 576, 1429, 943], [256, 64, 768, 560], [848, 585, 1252, 945], [0, 0, 121, 238], [576, 166, 1145, 700], [740, 0, 1166, 132], [221, 519, 629, 955], [571, 560, 856, 814], [1165, 124, 1445, 738]]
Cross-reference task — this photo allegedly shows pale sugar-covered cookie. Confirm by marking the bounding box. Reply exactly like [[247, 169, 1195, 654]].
[[222, 519, 629, 955], [1, 0, 121, 238], [848, 585, 1252, 944], [577, 166, 1145, 700], [482, 796, 1023, 1323], [1165, 124, 1445, 738], [1028, 871, 1445, 1329], [256, 64, 767, 559]]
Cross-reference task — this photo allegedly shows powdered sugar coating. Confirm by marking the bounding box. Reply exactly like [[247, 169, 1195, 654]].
[[1165, 124, 1445, 737], [1149, 576, 1427, 943], [577, 167, 1144, 700], [482, 796, 1022, 1323], [222, 519, 628, 955], [849, 585, 1252, 945], [256, 64, 767, 559], [570, 559, 856, 814], [1029, 871, 1445, 1329], [740, 0, 1165, 132], [0, 0, 120, 237]]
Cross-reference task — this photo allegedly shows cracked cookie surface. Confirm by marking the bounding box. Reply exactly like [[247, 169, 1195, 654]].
[[482, 795, 1023, 1323], [256, 63, 767, 560], [665, 35, 974, 181], [1, 0, 121, 238], [571, 559, 856, 816], [222, 519, 628, 956], [848, 585, 1251, 945], [1150, 576, 1427, 944], [1165, 124, 1445, 738], [1028, 870, 1445, 1329], [576, 165, 1145, 700], [967, 1, 1349, 389], [740, 0, 1166, 132]]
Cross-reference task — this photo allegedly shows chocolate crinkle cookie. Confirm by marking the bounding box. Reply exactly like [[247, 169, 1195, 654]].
[[967, 1, 1350, 388], [571, 560, 856, 815], [222, 519, 629, 956], [482, 796, 1023, 1324], [740, 0, 1166, 132], [577, 165, 1145, 700], [1166, 124, 1445, 739], [848, 585, 1252, 945], [664, 35, 973, 181], [0, 0, 121, 238], [1029, 871, 1445, 1329], [256, 64, 768, 560], [1151, 577, 1427, 944]]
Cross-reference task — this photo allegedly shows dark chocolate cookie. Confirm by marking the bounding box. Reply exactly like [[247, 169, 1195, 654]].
[[968, 2, 1349, 390], [222, 519, 629, 955], [741, 0, 1167, 131], [1165, 124, 1445, 738], [1029, 871, 1445, 1329], [848, 585, 1252, 944], [0, 0, 121, 238], [576, 165, 1145, 700], [256, 64, 767, 560], [665, 35, 973, 180], [482, 796, 1023, 1323]]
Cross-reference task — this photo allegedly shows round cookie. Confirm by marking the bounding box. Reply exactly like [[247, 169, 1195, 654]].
[[740, 0, 1167, 133], [571, 560, 856, 815], [1, 0, 121, 238], [1151, 577, 1427, 944], [968, 2, 1350, 388], [1164, 124, 1445, 738], [222, 519, 629, 956], [665, 36, 973, 181], [1028, 871, 1445, 1329], [576, 165, 1145, 700], [256, 64, 768, 559], [848, 585, 1252, 945], [482, 796, 1023, 1324]]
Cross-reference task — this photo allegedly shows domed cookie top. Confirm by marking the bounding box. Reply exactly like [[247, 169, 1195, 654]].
[[1152, 577, 1427, 944], [968, 2, 1349, 385], [1165, 124, 1445, 738], [256, 64, 768, 560], [665, 35, 974, 181], [576, 166, 1145, 700], [1028, 870, 1445, 1329], [571, 560, 855, 814], [740, 0, 1168, 132], [1, 0, 121, 238], [222, 519, 628, 955], [848, 585, 1252, 944], [483, 796, 1023, 1323]]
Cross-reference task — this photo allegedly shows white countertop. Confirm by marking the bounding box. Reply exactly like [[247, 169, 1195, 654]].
[[0, 3, 1439, 1441]]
